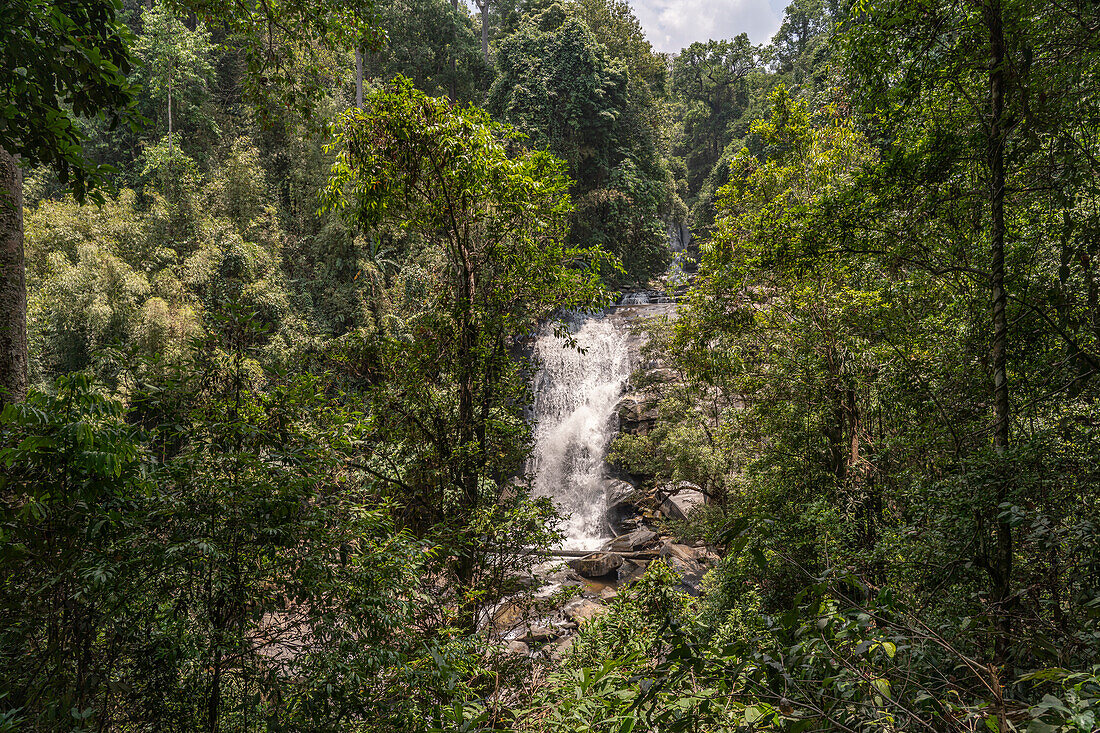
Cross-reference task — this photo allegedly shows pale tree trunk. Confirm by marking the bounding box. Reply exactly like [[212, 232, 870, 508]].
[[476, 0, 490, 62], [355, 46, 364, 108], [0, 146, 28, 407], [986, 0, 1013, 670], [449, 0, 459, 101], [168, 64, 174, 152]]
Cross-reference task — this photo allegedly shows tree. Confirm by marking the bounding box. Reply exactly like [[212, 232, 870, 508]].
[[489, 6, 628, 189], [845, 0, 1100, 663], [671, 36, 762, 202], [370, 0, 489, 101], [475, 0, 490, 61], [0, 359, 438, 729], [1, 0, 381, 406], [771, 0, 831, 73], [178, 0, 382, 120], [131, 0, 216, 153], [490, 4, 675, 283], [323, 78, 609, 623], [487, 0, 558, 42], [0, 0, 140, 405]]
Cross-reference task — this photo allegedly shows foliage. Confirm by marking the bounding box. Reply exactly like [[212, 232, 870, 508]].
[[8, 0, 1100, 730], [489, 2, 676, 283], [669, 36, 763, 220], [0, 0, 140, 199], [489, 6, 628, 190], [131, 0, 218, 149], [324, 78, 609, 623], [0, 354, 438, 729], [371, 0, 491, 101], [175, 0, 382, 124], [613, 2, 1100, 730], [23, 135, 307, 388]]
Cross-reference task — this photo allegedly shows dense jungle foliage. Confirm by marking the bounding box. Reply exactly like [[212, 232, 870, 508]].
[[2, 0, 1099, 730]]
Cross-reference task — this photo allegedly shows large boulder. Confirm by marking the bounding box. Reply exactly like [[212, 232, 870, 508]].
[[568, 552, 623, 578], [659, 482, 706, 520], [506, 640, 531, 656], [606, 478, 641, 508], [659, 541, 699, 563], [606, 528, 658, 553], [564, 598, 608, 626], [606, 479, 644, 535], [618, 558, 648, 585], [659, 543, 708, 596], [669, 557, 707, 596]]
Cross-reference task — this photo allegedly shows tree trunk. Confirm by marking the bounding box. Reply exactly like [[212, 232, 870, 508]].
[[476, 0, 490, 62], [355, 46, 364, 108], [449, 0, 459, 101], [0, 147, 28, 407], [986, 0, 1013, 666], [168, 65, 174, 152]]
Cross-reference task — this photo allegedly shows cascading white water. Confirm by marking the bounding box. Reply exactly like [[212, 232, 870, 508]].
[[530, 315, 632, 550]]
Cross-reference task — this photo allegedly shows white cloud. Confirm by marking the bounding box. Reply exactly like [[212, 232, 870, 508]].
[[628, 0, 784, 54]]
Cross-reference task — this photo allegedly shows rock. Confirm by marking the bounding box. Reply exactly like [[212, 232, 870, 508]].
[[661, 554, 708, 597], [548, 634, 577, 661], [492, 601, 526, 631], [697, 549, 720, 565], [607, 479, 642, 537], [649, 367, 679, 384], [564, 598, 608, 626], [616, 392, 660, 435], [606, 478, 640, 508], [533, 580, 582, 599], [580, 575, 616, 595], [599, 586, 619, 602], [606, 528, 658, 553], [659, 541, 697, 563], [568, 552, 623, 578], [659, 483, 706, 520], [506, 640, 530, 656], [610, 516, 643, 536], [525, 626, 558, 643], [618, 558, 648, 585]]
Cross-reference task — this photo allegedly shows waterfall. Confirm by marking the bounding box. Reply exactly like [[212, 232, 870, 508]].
[[530, 314, 632, 550]]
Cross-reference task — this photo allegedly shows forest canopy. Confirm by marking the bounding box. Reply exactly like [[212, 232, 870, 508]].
[[2, 0, 1100, 731]]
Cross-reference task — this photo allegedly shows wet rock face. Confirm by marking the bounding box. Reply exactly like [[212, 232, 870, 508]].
[[606, 478, 645, 535], [615, 391, 661, 435], [606, 478, 640, 507]]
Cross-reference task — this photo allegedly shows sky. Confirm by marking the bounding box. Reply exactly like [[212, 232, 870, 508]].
[[628, 0, 789, 54], [463, 0, 791, 56]]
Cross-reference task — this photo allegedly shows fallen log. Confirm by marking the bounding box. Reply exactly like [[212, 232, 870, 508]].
[[521, 548, 658, 560]]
